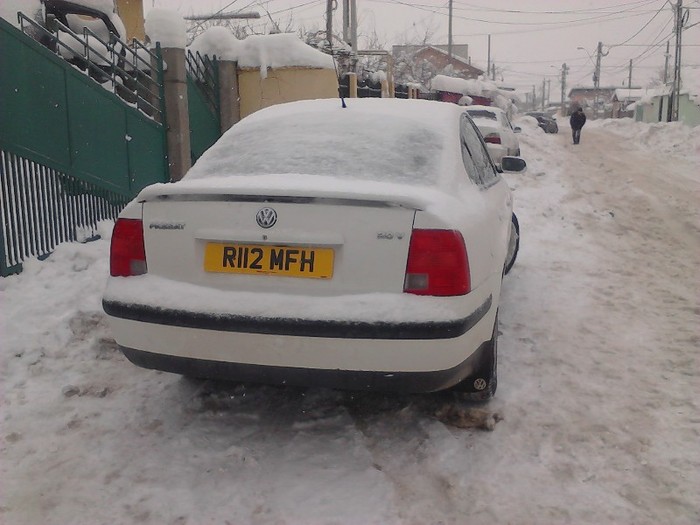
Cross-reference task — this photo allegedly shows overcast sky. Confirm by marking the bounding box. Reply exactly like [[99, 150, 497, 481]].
[[145, 0, 700, 93]]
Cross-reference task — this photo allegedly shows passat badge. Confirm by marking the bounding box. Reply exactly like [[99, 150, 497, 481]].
[[256, 207, 277, 228]]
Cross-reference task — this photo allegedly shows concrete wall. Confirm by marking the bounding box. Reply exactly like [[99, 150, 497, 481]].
[[678, 95, 700, 127], [637, 94, 700, 127], [238, 67, 339, 119]]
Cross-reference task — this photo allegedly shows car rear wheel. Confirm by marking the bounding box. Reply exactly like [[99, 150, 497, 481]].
[[504, 213, 519, 275], [451, 313, 498, 401]]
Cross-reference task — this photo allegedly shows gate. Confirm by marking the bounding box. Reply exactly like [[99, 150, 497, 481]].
[[0, 15, 168, 275], [186, 51, 221, 164]]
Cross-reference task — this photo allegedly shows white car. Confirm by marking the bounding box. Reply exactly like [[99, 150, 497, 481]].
[[103, 98, 525, 398], [465, 105, 521, 166]]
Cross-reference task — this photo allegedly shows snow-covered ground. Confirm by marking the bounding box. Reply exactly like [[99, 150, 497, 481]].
[[1, 117, 699, 524]]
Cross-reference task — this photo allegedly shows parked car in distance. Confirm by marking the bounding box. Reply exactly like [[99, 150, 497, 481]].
[[103, 98, 526, 399], [465, 105, 521, 166], [526, 111, 559, 133]]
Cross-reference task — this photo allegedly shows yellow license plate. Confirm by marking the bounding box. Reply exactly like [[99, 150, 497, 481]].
[[204, 243, 334, 279]]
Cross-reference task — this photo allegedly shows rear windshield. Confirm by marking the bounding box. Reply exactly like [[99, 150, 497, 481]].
[[466, 110, 497, 120], [188, 111, 445, 186]]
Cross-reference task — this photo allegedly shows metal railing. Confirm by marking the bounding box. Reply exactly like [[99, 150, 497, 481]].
[[186, 50, 220, 114], [17, 12, 165, 122], [0, 150, 128, 276]]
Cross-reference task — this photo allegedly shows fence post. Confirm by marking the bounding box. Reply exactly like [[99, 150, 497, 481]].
[[161, 46, 191, 182], [218, 60, 240, 133]]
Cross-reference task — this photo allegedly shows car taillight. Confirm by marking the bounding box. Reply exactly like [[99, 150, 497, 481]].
[[484, 133, 502, 144], [110, 218, 147, 277], [404, 229, 470, 296]]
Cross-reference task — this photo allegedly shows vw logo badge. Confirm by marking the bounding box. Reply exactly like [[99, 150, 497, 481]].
[[256, 207, 277, 229]]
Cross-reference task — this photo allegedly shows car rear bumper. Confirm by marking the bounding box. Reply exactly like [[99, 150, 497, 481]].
[[103, 292, 497, 391], [102, 296, 490, 340]]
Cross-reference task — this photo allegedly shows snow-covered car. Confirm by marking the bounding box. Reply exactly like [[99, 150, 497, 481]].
[[526, 112, 559, 134], [102, 98, 525, 397], [465, 105, 521, 166]]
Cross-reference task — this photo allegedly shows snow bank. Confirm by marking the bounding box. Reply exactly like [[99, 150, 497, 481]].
[[144, 8, 186, 48], [188, 30, 334, 78], [588, 118, 700, 159]]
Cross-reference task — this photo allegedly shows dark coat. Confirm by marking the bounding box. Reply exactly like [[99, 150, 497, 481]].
[[570, 110, 587, 130]]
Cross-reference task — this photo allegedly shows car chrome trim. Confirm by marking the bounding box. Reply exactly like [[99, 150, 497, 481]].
[[141, 194, 422, 210], [117, 336, 493, 393], [103, 295, 492, 340]]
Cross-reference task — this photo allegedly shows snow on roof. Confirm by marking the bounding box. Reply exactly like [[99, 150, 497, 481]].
[[144, 8, 186, 48], [614, 88, 645, 101], [188, 29, 334, 77]]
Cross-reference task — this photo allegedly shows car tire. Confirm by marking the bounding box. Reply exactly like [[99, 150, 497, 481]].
[[504, 213, 520, 275], [451, 313, 498, 401]]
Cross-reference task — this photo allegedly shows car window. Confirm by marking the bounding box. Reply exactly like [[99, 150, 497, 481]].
[[466, 110, 497, 121], [187, 112, 445, 186], [460, 114, 499, 186], [500, 114, 511, 129], [459, 116, 481, 185]]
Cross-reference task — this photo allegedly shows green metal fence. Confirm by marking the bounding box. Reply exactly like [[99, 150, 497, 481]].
[[186, 51, 221, 163], [0, 150, 128, 275], [0, 16, 168, 275]]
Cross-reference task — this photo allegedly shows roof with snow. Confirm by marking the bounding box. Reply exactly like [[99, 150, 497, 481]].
[[188, 29, 334, 71]]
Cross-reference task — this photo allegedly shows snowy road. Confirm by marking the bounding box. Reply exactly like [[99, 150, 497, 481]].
[[1, 119, 699, 524]]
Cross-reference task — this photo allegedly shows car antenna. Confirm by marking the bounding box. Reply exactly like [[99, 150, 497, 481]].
[[326, 29, 347, 108]]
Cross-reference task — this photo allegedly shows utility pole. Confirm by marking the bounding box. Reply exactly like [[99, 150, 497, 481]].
[[342, 0, 349, 44], [628, 59, 633, 89], [448, 0, 453, 59], [350, 0, 357, 57], [547, 79, 551, 106], [326, 0, 333, 48], [594, 41, 603, 117], [492, 62, 496, 81], [663, 41, 670, 83], [541, 78, 546, 111], [487, 35, 491, 80], [560, 62, 569, 114], [532, 85, 536, 111], [670, 0, 684, 122]]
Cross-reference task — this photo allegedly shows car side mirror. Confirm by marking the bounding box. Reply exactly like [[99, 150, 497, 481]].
[[513, 126, 522, 134], [501, 156, 527, 173]]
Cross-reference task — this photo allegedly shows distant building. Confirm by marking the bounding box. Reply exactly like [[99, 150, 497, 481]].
[[392, 44, 483, 82], [611, 88, 645, 118], [568, 86, 619, 111]]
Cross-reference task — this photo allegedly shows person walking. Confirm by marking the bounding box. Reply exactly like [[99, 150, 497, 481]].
[[570, 107, 587, 145]]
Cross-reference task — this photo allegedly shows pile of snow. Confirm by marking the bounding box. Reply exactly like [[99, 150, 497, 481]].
[[588, 118, 700, 159], [189, 29, 334, 78], [0, 0, 42, 27], [514, 115, 544, 132], [144, 8, 186, 48], [187, 25, 240, 60]]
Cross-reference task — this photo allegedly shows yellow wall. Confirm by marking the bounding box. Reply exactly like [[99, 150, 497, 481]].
[[237, 67, 339, 119], [115, 0, 145, 41]]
